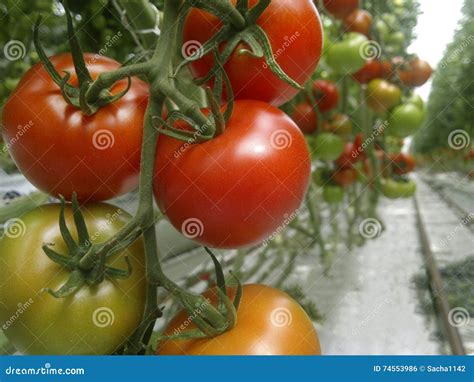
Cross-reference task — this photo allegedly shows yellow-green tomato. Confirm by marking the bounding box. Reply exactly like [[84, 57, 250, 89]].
[[0, 203, 146, 355], [381, 179, 417, 199]]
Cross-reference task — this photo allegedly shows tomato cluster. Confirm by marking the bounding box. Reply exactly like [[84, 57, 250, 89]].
[[0, 0, 432, 356]]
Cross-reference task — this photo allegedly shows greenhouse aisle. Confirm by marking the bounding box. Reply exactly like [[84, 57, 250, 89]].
[[295, 196, 442, 355]]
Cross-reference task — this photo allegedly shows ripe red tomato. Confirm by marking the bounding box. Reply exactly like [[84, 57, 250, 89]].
[[154, 101, 311, 249], [323, 0, 359, 19], [2, 53, 148, 202], [333, 167, 358, 187], [366, 79, 401, 114], [157, 284, 321, 355], [291, 102, 318, 135], [398, 58, 433, 87], [183, 0, 323, 106], [344, 9, 373, 37], [390, 153, 416, 175], [336, 134, 365, 167], [312, 79, 340, 113], [352, 60, 382, 84]]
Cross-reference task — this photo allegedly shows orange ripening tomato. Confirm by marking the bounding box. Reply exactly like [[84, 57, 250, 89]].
[[333, 167, 358, 187], [2, 53, 148, 202], [344, 9, 373, 37], [398, 59, 433, 87], [352, 60, 382, 84], [157, 284, 321, 355], [183, 0, 323, 106], [291, 102, 318, 135], [390, 153, 416, 175], [323, 0, 359, 19]]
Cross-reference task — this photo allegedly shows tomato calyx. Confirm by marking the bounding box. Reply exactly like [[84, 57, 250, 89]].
[[42, 195, 133, 298], [157, 248, 242, 343], [33, 7, 132, 116], [177, 0, 303, 93]]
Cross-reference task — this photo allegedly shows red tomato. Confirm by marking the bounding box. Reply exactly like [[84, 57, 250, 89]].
[[153, 100, 311, 249], [344, 9, 373, 37], [312, 79, 340, 113], [352, 60, 382, 84], [291, 102, 318, 135], [2, 54, 148, 201], [323, 0, 359, 19], [380, 60, 394, 79], [158, 284, 321, 355], [398, 59, 433, 87], [333, 167, 358, 187], [390, 153, 416, 174], [336, 134, 366, 168], [183, 0, 323, 106]]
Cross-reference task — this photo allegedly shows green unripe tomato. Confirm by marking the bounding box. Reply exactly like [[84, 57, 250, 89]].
[[326, 33, 368, 74], [387, 103, 425, 138], [323, 185, 345, 204], [313, 133, 344, 161]]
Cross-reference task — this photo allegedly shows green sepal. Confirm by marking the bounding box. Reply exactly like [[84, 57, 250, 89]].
[[43, 270, 86, 298], [204, 247, 226, 296], [104, 257, 133, 280], [63, 0, 93, 87], [71, 193, 90, 248], [42, 244, 76, 270], [58, 196, 79, 256]]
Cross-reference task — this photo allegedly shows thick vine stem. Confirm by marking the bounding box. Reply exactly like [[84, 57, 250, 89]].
[[187, 0, 246, 30], [85, 62, 153, 103]]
